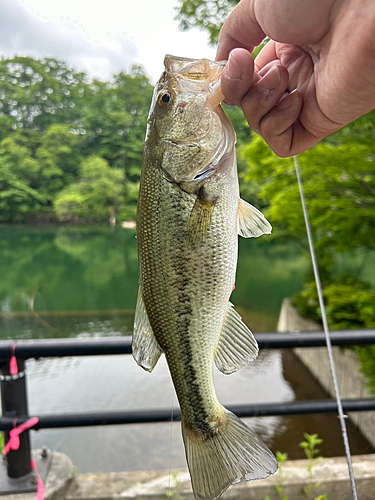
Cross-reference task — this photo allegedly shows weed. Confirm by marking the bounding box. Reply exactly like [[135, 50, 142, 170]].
[[263, 433, 327, 500], [300, 433, 327, 500], [166, 473, 184, 500]]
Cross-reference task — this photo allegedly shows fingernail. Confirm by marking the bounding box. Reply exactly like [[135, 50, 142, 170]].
[[258, 65, 281, 91], [278, 89, 299, 111], [225, 52, 243, 80]]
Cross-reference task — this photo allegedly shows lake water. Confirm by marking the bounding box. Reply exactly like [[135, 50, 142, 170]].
[[0, 225, 373, 472], [0, 225, 310, 336]]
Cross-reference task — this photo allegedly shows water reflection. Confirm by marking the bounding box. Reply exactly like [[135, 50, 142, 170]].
[[0, 225, 138, 315], [28, 351, 293, 473], [0, 225, 310, 338]]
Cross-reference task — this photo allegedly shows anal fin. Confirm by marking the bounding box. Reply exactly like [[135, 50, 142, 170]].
[[214, 303, 258, 375], [132, 287, 162, 372]]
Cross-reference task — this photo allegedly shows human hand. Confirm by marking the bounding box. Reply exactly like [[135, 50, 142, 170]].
[[216, 0, 375, 157]]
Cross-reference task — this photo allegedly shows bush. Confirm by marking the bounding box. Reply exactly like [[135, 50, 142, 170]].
[[293, 277, 375, 330], [293, 277, 375, 392]]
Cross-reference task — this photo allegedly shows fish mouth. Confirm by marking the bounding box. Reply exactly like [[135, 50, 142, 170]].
[[164, 55, 225, 81], [164, 55, 226, 111]]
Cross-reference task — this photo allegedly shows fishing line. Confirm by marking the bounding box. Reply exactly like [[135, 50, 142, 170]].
[[168, 381, 174, 493], [293, 155, 358, 500]]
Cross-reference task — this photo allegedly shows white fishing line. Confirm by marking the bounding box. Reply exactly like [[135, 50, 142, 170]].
[[293, 155, 358, 500], [168, 383, 174, 494]]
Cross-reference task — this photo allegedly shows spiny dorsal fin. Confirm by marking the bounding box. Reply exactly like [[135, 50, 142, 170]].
[[132, 287, 163, 372], [214, 303, 258, 375], [237, 198, 272, 238]]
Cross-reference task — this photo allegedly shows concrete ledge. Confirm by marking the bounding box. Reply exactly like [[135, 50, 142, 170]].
[[64, 454, 375, 500], [278, 298, 375, 448], [2, 450, 74, 500]]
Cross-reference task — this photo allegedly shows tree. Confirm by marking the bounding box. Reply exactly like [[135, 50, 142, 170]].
[[81, 66, 153, 177], [0, 136, 46, 221], [54, 156, 126, 223], [0, 56, 88, 136], [0, 56, 154, 222], [240, 117, 375, 389], [175, 0, 239, 45], [36, 124, 80, 197], [241, 131, 375, 261]]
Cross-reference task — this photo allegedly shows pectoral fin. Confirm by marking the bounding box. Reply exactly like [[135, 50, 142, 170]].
[[237, 198, 272, 238], [187, 197, 215, 246], [132, 287, 163, 372], [214, 303, 258, 375]]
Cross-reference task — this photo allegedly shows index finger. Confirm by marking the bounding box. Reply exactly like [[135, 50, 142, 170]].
[[216, 0, 266, 61]]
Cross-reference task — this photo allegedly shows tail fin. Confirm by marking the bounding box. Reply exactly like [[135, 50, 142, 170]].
[[182, 408, 277, 500]]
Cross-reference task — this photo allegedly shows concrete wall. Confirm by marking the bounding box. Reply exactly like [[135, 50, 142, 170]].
[[278, 298, 375, 448], [64, 455, 375, 500]]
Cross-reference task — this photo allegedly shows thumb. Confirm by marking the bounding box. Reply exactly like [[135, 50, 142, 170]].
[[216, 0, 266, 61]]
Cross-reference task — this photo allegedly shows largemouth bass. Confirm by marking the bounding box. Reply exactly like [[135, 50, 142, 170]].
[[133, 55, 277, 500]]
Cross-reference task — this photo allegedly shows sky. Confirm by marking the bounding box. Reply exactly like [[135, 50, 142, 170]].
[[0, 0, 217, 84]]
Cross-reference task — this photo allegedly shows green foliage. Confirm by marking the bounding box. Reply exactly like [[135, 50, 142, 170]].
[[263, 435, 326, 500], [175, 0, 239, 46], [81, 66, 152, 176], [240, 121, 375, 389], [274, 451, 289, 500], [241, 132, 375, 255], [36, 124, 80, 193], [0, 56, 153, 223], [293, 277, 375, 330], [55, 156, 126, 223], [0, 56, 88, 135], [0, 135, 47, 221], [300, 434, 326, 500], [0, 431, 4, 454], [166, 473, 185, 500]]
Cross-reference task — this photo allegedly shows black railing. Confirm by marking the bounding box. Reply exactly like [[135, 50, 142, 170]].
[[1, 329, 375, 494]]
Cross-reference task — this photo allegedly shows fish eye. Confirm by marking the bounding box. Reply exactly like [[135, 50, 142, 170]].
[[158, 92, 172, 107]]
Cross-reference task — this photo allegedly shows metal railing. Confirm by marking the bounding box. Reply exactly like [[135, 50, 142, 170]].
[[1, 329, 375, 494]]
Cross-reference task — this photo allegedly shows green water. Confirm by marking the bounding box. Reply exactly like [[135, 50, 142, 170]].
[[0, 224, 310, 339]]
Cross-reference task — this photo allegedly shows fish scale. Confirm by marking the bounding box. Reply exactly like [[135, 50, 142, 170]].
[[133, 55, 277, 500], [140, 161, 235, 422]]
